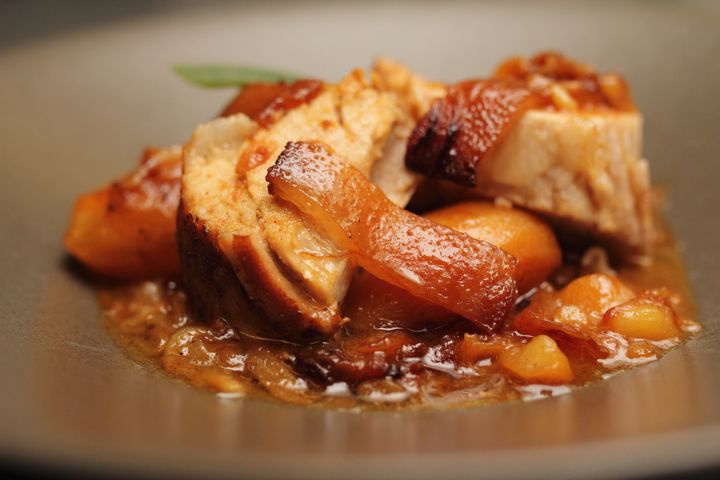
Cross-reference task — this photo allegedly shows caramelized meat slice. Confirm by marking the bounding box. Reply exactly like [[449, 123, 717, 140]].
[[267, 141, 518, 331], [405, 52, 652, 255], [64, 146, 182, 278], [334, 202, 561, 334], [406, 79, 547, 186], [220, 83, 290, 118], [182, 67, 430, 337]]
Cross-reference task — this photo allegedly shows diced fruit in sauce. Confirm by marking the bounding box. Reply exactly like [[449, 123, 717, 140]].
[[602, 292, 681, 340], [424, 202, 561, 293], [267, 141, 519, 331], [511, 273, 638, 359], [557, 273, 635, 322], [513, 273, 634, 337], [498, 335, 574, 384], [457, 333, 515, 363]]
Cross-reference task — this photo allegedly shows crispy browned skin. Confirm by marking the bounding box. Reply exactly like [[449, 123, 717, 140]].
[[64, 146, 182, 279], [220, 83, 289, 118], [405, 79, 547, 186], [405, 52, 636, 187], [267, 141, 518, 331], [221, 80, 324, 127]]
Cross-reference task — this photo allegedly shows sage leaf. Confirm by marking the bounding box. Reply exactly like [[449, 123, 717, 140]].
[[173, 64, 301, 88]]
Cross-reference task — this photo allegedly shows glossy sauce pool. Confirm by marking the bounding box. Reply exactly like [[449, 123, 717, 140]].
[[99, 230, 700, 410]]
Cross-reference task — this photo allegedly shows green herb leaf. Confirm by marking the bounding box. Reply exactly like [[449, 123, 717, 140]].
[[173, 64, 302, 88]]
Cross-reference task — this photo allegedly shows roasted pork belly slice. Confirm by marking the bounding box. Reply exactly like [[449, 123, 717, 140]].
[[267, 141, 518, 332], [405, 53, 653, 255], [412, 110, 652, 255], [180, 66, 435, 337]]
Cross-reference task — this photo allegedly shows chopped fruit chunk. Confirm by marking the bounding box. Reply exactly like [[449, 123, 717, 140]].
[[511, 273, 636, 359], [63, 146, 182, 279], [558, 273, 635, 321], [498, 335, 574, 384], [425, 202, 561, 293], [602, 292, 681, 340], [514, 273, 635, 338], [267, 141, 518, 331], [457, 333, 514, 363]]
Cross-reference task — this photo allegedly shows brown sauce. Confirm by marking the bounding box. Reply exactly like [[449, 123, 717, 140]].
[[99, 226, 699, 410]]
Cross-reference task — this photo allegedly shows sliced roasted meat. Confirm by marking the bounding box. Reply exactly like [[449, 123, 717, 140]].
[[181, 66, 435, 338], [472, 109, 651, 256], [267, 141, 518, 331], [370, 58, 447, 206], [406, 52, 653, 255]]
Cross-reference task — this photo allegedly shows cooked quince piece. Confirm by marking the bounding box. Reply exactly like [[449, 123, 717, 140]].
[[498, 335, 574, 384], [602, 291, 682, 340], [424, 201, 561, 294], [63, 146, 182, 279]]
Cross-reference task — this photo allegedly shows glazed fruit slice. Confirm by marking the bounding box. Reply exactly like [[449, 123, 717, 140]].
[[266, 141, 518, 331]]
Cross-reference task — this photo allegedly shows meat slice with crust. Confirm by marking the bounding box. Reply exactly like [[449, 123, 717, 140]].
[[179, 64, 437, 339], [406, 52, 653, 256]]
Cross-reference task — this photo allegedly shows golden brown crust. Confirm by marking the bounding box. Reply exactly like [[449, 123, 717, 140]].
[[405, 79, 546, 186]]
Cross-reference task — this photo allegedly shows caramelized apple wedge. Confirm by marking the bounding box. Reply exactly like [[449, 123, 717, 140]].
[[266, 141, 519, 331]]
